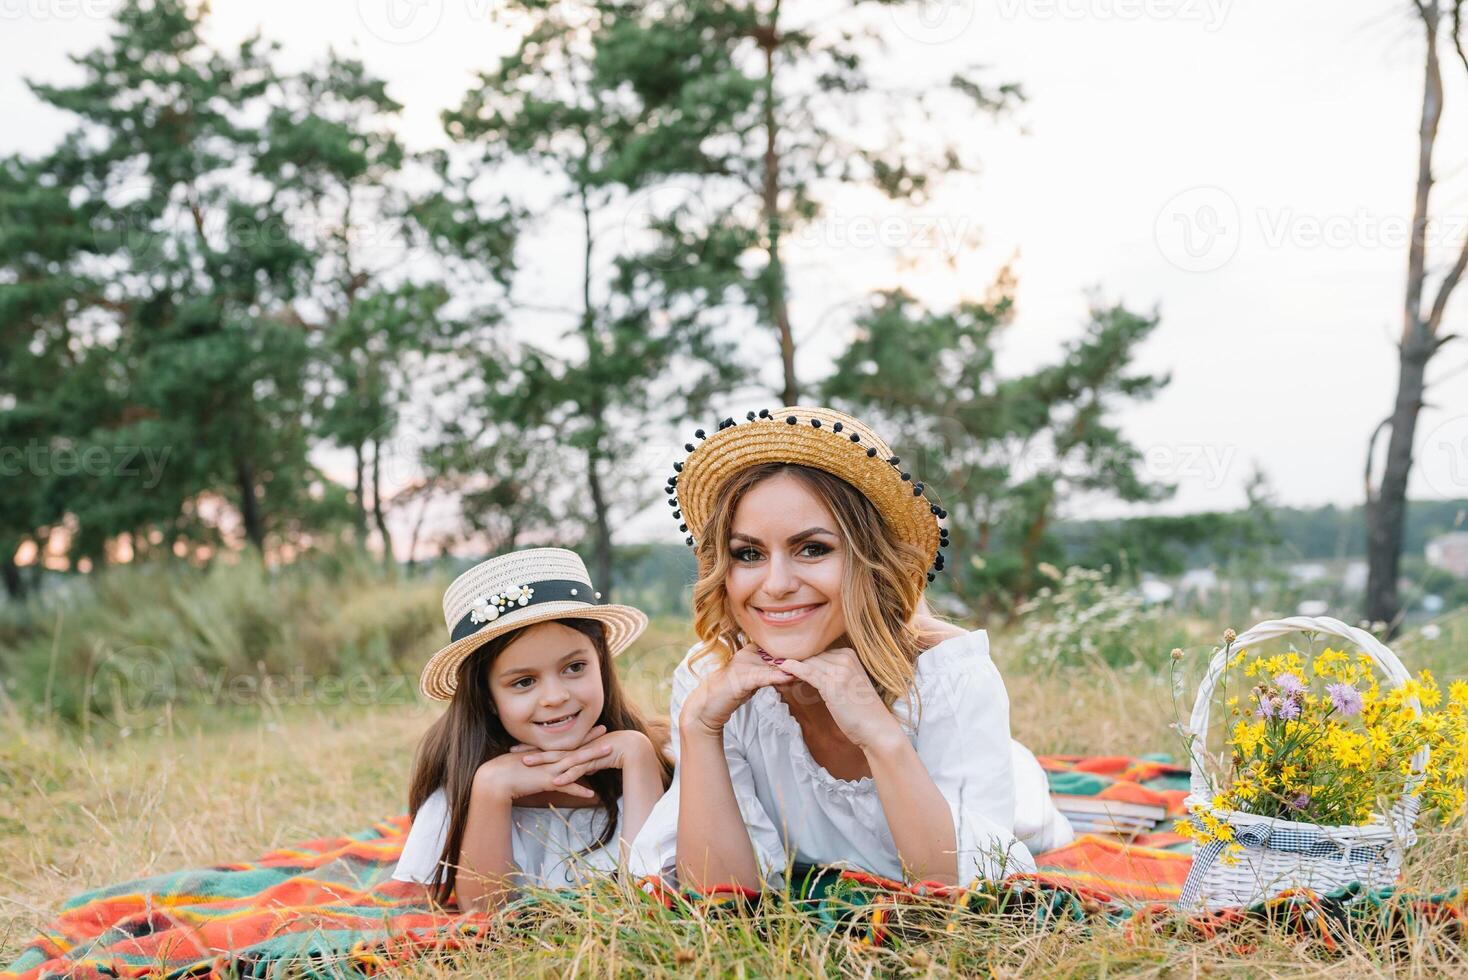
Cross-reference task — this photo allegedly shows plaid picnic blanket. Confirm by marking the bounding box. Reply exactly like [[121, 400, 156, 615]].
[[4, 755, 1462, 978]]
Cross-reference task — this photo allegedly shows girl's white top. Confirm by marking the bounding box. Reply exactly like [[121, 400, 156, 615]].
[[392, 789, 625, 888], [628, 628, 1072, 887]]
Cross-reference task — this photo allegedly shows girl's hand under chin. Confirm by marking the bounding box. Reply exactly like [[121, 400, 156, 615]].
[[772, 649, 904, 752], [509, 728, 659, 786], [472, 724, 610, 801]]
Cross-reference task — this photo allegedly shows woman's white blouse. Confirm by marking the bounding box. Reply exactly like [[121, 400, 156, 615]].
[[392, 788, 624, 889], [628, 629, 1072, 887]]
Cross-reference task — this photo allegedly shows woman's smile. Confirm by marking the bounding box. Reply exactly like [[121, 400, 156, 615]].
[[752, 602, 825, 626]]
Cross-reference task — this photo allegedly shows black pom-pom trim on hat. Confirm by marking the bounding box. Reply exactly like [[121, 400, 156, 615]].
[[674, 462, 684, 472], [786, 415, 797, 424], [759, 409, 771, 418], [747, 411, 757, 421], [833, 422, 843, 432], [849, 433, 860, 442], [686, 535, 695, 545], [685, 443, 695, 453], [866, 447, 877, 457], [696, 429, 706, 439]]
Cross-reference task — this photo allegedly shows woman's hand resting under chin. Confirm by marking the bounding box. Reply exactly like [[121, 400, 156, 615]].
[[680, 643, 795, 738], [772, 649, 905, 753]]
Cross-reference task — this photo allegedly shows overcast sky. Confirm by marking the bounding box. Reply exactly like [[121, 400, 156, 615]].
[[6, 0, 1468, 552]]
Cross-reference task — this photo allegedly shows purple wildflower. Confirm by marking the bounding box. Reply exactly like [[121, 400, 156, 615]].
[[1278, 697, 1302, 721], [1288, 792, 1310, 812], [1327, 682, 1363, 716], [1274, 672, 1305, 696]]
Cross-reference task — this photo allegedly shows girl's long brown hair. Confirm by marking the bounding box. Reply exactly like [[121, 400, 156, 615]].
[[406, 618, 672, 907], [691, 463, 930, 708]]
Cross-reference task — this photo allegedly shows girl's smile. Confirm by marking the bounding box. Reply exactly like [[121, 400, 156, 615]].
[[532, 709, 583, 732]]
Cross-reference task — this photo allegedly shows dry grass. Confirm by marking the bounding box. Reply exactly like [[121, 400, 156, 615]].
[[2, 620, 1466, 977]]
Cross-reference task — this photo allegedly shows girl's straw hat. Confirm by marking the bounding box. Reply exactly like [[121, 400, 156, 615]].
[[418, 548, 648, 701], [667, 406, 948, 587]]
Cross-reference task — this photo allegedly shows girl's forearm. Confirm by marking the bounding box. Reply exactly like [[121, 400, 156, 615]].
[[455, 784, 518, 912], [616, 752, 665, 866], [675, 729, 762, 890], [864, 734, 960, 885]]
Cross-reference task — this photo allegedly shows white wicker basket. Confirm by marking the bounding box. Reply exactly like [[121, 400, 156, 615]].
[[1178, 615, 1427, 912]]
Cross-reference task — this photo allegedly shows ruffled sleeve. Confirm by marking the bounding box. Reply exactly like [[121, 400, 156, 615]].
[[392, 788, 450, 885], [627, 645, 790, 887], [904, 630, 1038, 883]]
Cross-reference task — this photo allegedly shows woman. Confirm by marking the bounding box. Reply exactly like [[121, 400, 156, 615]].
[[630, 406, 1071, 891]]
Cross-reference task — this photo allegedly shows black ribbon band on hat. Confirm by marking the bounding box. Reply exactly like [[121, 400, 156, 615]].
[[449, 579, 604, 644]]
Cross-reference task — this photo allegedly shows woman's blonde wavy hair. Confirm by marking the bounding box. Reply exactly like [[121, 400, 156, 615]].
[[691, 463, 931, 707]]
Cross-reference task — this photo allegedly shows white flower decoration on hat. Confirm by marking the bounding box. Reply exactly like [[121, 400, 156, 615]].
[[467, 584, 536, 624]]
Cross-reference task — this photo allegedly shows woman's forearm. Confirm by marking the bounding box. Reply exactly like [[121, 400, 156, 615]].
[[865, 732, 960, 885], [455, 785, 518, 912], [675, 728, 762, 890]]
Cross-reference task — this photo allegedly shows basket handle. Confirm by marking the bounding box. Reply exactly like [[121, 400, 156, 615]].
[[1185, 615, 1423, 805]]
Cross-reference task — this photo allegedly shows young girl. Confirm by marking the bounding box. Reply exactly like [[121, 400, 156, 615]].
[[393, 548, 671, 911], [630, 407, 1071, 891]]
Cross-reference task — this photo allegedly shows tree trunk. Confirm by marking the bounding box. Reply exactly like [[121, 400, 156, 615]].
[[235, 453, 266, 552], [576, 182, 614, 599], [353, 441, 369, 543], [371, 436, 394, 570], [759, 10, 798, 406], [1, 546, 24, 600], [1365, 2, 1447, 635], [585, 444, 614, 600], [1366, 340, 1433, 631], [405, 479, 436, 575]]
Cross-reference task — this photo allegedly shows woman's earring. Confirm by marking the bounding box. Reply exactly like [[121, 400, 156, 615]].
[[736, 630, 748, 647]]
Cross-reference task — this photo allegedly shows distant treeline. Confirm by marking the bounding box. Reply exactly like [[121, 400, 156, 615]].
[[583, 498, 1468, 619], [1057, 498, 1468, 579]]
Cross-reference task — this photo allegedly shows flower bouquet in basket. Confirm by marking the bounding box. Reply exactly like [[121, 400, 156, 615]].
[[1173, 616, 1468, 912]]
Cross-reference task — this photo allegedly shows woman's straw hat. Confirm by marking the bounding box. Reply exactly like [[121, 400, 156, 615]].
[[667, 406, 948, 587], [418, 548, 648, 701]]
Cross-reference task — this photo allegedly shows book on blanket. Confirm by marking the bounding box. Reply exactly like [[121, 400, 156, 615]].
[[1053, 795, 1167, 836]]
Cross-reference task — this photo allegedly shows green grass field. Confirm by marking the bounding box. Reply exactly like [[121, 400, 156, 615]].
[[3, 570, 1467, 977]]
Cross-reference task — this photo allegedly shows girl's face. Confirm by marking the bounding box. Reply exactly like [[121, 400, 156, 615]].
[[725, 472, 847, 661], [488, 621, 606, 750]]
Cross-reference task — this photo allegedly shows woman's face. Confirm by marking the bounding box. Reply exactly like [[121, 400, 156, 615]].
[[487, 621, 606, 750], [724, 472, 847, 660]]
